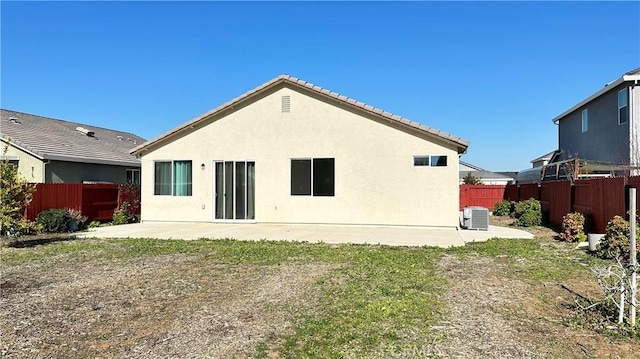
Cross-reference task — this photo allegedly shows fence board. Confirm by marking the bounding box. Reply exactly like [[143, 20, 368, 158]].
[[540, 181, 572, 229], [25, 184, 83, 221], [82, 184, 119, 221], [519, 183, 540, 201], [504, 184, 518, 201], [459, 185, 506, 210], [24, 183, 134, 222]]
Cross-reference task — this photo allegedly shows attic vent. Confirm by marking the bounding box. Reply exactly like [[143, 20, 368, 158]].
[[281, 95, 291, 113], [117, 136, 124, 141], [8, 117, 21, 124], [76, 126, 95, 137]]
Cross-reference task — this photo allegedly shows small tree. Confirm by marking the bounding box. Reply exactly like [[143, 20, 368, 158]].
[[462, 172, 482, 185], [1, 140, 37, 236]]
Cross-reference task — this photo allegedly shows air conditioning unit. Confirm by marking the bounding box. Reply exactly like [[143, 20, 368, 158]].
[[462, 206, 489, 231]]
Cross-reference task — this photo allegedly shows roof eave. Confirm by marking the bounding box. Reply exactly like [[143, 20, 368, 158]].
[[552, 72, 640, 124], [0, 136, 45, 160], [44, 154, 141, 167], [131, 75, 470, 155]]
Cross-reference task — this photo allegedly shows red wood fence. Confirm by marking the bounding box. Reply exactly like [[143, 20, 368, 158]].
[[504, 176, 640, 233], [25, 183, 140, 222], [459, 185, 506, 210]]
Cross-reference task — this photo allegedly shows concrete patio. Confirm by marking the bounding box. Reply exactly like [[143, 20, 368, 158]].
[[77, 222, 533, 247]]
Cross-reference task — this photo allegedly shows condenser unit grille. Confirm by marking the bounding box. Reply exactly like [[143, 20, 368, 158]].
[[463, 206, 489, 230]]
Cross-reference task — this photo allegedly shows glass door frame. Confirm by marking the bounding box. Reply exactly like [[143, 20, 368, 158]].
[[213, 160, 256, 223]]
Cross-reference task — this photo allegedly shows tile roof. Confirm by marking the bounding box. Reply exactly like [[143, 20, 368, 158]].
[[1, 109, 145, 166], [131, 75, 470, 155]]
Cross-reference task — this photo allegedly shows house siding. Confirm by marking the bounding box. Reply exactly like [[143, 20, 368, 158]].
[[558, 83, 631, 165], [46, 160, 135, 183], [140, 86, 461, 227]]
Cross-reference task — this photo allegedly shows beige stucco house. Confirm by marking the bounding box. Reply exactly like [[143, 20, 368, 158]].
[[1, 109, 145, 183], [131, 75, 469, 227]]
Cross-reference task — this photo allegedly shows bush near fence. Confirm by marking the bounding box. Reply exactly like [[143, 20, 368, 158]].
[[503, 176, 640, 233], [25, 183, 140, 223]]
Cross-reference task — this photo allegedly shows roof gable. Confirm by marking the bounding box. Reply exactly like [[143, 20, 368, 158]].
[[131, 75, 469, 155], [552, 68, 640, 124], [1, 109, 145, 166]]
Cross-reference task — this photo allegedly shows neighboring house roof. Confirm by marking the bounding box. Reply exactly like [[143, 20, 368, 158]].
[[131, 75, 470, 156], [552, 68, 640, 124], [459, 161, 514, 182], [530, 151, 556, 164], [1, 109, 145, 167]]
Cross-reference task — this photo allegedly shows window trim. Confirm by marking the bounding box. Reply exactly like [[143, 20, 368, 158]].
[[413, 156, 430, 166], [581, 108, 588, 133], [414, 155, 448, 167], [153, 160, 192, 196], [618, 88, 628, 125], [290, 157, 335, 197], [126, 168, 141, 184]]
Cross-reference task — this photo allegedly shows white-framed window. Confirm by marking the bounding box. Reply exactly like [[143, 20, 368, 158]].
[[126, 169, 141, 184], [618, 88, 628, 124], [154, 160, 192, 196], [582, 109, 588, 133], [414, 155, 447, 167], [291, 158, 334, 196]]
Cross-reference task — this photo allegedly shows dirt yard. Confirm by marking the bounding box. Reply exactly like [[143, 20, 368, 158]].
[[2, 222, 640, 358], [1, 251, 333, 358]]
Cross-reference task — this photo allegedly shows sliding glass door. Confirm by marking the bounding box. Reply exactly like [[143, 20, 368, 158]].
[[214, 161, 255, 221]]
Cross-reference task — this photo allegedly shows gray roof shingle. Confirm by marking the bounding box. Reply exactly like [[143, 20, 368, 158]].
[[131, 75, 470, 155], [1, 109, 145, 166]]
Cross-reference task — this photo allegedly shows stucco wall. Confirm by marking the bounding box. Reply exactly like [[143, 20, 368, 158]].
[[558, 83, 631, 164], [140, 86, 461, 227], [3, 144, 44, 182]]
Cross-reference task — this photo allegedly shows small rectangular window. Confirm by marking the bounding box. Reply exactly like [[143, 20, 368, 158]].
[[126, 169, 141, 184], [291, 158, 334, 196], [414, 156, 429, 166], [313, 158, 335, 196], [154, 161, 192, 196], [582, 109, 588, 133], [154, 162, 172, 195], [291, 159, 311, 195], [618, 88, 628, 124], [430, 155, 448, 167], [173, 161, 192, 196]]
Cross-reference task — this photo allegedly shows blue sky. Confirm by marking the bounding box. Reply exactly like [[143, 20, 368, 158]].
[[2, 1, 638, 171]]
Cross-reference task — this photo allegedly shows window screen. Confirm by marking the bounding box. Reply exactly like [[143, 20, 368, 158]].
[[291, 159, 311, 195]]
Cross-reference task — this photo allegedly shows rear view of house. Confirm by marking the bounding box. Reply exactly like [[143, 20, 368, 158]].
[[131, 75, 469, 227]]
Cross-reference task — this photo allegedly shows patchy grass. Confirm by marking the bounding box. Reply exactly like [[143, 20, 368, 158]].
[[2, 220, 639, 358]]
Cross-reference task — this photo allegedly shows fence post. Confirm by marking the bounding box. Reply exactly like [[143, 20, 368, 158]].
[[630, 187, 637, 326]]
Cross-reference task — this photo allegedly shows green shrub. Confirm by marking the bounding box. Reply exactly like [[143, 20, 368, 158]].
[[88, 220, 101, 229], [493, 200, 512, 217], [596, 215, 640, 261], [37, 209, 73, 233], [513, 198, 542, 227], [559, 212, 586, 242], [112, 202, 136, 225]]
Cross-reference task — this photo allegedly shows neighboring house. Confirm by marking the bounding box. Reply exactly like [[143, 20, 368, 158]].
[[552, 68, 640, 175], [530, 151, 555, 168], [1, 109, 145, 183], [131, 75, 469, 227], [459, 161, 514, 185]]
